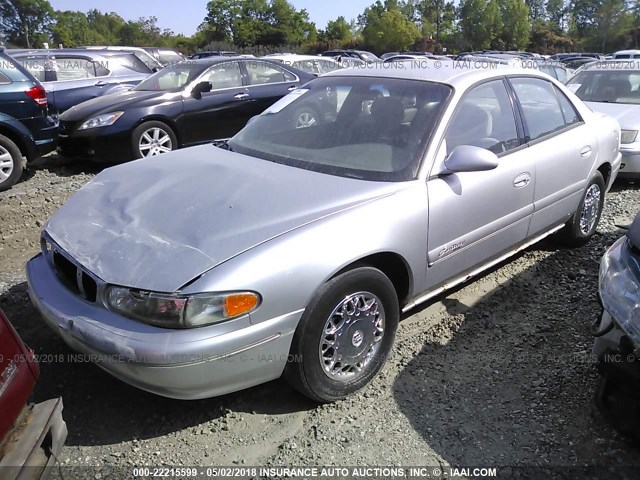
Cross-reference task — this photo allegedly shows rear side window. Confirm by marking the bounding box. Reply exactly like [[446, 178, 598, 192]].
[[0, 71, 10, 84], [110, 54, 150, 74], [510, 77, 568, 142], [17, 58, 48, 82], [55, 57, 97, 81], [245, 61, 288, 85], [554, 86, 582, 126]]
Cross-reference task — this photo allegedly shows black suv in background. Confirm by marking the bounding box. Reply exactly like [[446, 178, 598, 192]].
[[0, 47, 57, 191]]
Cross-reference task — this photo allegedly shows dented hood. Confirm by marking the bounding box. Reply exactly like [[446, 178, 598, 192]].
[[45, 146, 397, 292]]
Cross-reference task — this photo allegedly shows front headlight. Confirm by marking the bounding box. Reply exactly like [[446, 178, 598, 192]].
[[620, 129, 638, 144], [78, 111, 124, 130], [599, 237, 640, 346], [105, 286, 260, 328]]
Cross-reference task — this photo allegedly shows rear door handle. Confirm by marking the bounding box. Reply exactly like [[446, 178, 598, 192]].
[[94, 81, 108, 87], [234, 93, 249, 100], [513, 172, 531, 188], [288, 85, 298, 91], [580, 145, 592, 157]]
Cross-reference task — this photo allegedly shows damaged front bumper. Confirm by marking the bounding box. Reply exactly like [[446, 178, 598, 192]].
[[0, 398, 67, 480], [26, 253, 301, 400]]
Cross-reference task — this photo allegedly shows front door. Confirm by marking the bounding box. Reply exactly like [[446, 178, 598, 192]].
[[426, 79, 535, 289]]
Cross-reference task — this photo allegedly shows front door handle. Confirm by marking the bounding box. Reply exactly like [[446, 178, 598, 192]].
[[513, 172, 531, 188], [234, 93, 249, 100], [288, 85, 298, 91], [580, 145, 592, 157], [95, 81, 108, 87]]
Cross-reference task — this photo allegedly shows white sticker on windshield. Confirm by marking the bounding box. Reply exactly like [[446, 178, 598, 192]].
[[262, 89, 309, 114], [567, 83, 581, 92]]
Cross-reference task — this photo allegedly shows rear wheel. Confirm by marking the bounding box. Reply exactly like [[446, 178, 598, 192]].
[[557, 171, 605, 246], [0, 134, 23, 193], [284, 267, 399, 402], [131, 121, 177, 159]]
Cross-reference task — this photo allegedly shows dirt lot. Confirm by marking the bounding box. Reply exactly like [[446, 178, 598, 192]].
[[1, 156, 639, 478]]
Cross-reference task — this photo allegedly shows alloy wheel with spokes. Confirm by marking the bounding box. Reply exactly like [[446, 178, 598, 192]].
[[0, 134, 23, 192], [131, 121, 178, 160], [138, 127, 173, 157], [0, 146, 14, 183], [556, 171, 605, 247]]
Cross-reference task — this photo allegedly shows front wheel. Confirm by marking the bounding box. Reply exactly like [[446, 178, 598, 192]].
[[557, 171, 605, 246], [284, 267, 399, 402], [0, 134, 23, 193], [131, 121, 177, 159], [292, 105, 321, 129]]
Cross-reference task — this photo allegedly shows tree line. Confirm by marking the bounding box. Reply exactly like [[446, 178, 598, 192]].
[[1, 0, 639, 54]]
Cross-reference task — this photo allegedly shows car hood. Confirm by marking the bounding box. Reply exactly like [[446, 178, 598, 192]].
[[45, 146, 399, 292], [585, 101, 640, 128], [60, 89, 181, 121]]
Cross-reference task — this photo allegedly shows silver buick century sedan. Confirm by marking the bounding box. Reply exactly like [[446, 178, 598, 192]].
[[567, 60, 640, 179], [27, 62, 621, 402]]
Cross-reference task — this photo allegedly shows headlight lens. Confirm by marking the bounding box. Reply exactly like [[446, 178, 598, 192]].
[[620, 129, 638, 144], [78, 111, 124, 130], [599, 237, 640, 345], [105, 286, 260, 328]]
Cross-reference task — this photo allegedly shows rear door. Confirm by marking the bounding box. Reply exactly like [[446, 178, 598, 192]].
[[241, 60, 301, 115], [48, 55, 112, 112], [180, 61, 252, 144], [508, 76, 593, 236]]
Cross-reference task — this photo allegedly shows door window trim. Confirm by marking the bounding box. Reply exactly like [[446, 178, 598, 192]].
[[240, 60, 299, 88]]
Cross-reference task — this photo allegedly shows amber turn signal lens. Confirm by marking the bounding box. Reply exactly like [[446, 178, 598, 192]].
[[224, 293, 259, 317]]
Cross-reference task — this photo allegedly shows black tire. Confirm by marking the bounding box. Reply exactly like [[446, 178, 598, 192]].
[[284, 267, 399, 402], [0, 134, 24, 193], [292, 104, 321, 129], [557, 171, 605, 247], [131, 121, 177, 159]]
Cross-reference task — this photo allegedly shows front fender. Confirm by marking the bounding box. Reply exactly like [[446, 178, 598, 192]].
[[182, 183, 429, 324]]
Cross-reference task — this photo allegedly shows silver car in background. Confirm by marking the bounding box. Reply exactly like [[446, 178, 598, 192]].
[[27, 62, 621, 402], [567, 60, 640, 179]]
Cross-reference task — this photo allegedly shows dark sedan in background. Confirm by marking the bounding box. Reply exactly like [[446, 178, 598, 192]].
[[57, 57, 314, 162], [8, 49, 154, 114]]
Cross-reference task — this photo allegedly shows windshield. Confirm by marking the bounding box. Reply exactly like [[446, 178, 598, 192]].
[[567, 69, 640, 104], [228, 76, 451, 181], [134, 63, 207, 91]]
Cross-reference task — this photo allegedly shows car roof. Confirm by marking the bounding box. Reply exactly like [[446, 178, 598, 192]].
[[8, 48, 139, 59], [323, 59, 551, 88], [264, 54, 337, 62]]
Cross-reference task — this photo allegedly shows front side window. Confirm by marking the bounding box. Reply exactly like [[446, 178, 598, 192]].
[[445, 80, 519, 155], [199, 62, 243, 89], [229, 76, 451, 181], [510, 77, 567, 141]]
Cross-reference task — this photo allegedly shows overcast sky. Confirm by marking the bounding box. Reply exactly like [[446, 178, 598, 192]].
[[47, 0, 372, 35]]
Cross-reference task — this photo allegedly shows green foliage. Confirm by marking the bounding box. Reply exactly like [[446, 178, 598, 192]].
[[324, 16, 352, 42], [361, 1, 421, 51], [0, 0, 54, 47]]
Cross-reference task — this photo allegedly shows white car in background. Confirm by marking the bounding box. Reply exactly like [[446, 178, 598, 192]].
[[567, 60, 640, 179], [262, 54, 344, 76]]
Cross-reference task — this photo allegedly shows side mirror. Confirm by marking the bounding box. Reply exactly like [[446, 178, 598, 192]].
[[443, 145, 499, 174], [191, 81, 212, 99]]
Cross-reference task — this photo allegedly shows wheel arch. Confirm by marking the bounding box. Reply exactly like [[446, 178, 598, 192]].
[[0, 122, 33, 160], [597, 162, 612, 187], [330, 252, 413, 306]]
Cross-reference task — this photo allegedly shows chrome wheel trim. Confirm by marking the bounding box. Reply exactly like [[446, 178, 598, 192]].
[[579, 183, 602, 235], [138, 127, 173, 157], [295, 111, 317, 128], [319, 291, 385, 382], [0, 146, 14, 183]]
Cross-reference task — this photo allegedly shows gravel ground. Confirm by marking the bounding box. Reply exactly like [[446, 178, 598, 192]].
[[1, 156, 639, 479]]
